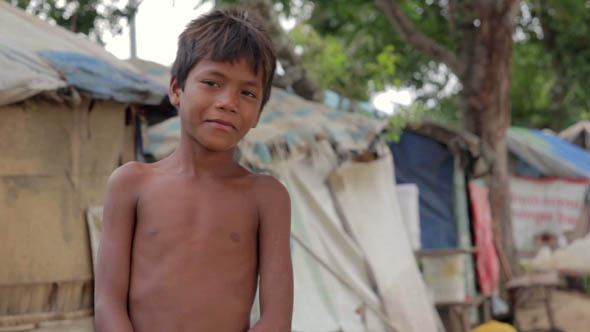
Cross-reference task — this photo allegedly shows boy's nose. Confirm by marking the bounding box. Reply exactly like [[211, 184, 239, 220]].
[[215, 89, 238, 113]]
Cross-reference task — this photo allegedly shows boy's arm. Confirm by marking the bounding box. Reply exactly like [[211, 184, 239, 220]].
[[249, 176, 293, 332], [94, 163, 142, 332]]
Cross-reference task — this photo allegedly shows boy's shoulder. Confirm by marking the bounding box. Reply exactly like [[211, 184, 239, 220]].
[[106, 161, 152, 190], [250, 173, 290, 206]]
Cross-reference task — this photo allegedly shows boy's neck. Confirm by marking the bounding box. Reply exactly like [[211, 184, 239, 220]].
[[169, 133, 241, 178]]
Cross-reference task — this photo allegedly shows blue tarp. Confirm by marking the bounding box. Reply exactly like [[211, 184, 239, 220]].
[[389, 131, 457, 249], [508, 127, 590, 178], [38, 51, 166, 105]]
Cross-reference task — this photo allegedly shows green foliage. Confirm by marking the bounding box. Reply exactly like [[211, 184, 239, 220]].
[[383, 103, 428, 142], [289, 24, 398, 100], [5, 0, 137, 44], [511, 42, 554, 128], [366, 45, 400, 92], [213, 0, 590, 129], [303, 0, 590, 130], [302, 0, 457, 94], [515, 0, 590, 129]]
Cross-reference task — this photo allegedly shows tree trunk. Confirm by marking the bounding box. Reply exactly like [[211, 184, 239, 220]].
[[375, 0, 521, 277], [461, 3, 519, 277]]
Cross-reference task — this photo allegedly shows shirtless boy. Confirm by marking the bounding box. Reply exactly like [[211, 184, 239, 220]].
[[94, 8, 293, 332]]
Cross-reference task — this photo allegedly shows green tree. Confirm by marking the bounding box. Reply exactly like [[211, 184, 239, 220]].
[[514, 0, 590, 129], [270, 0, 590, 275], [510, 41, 554, 128], [5, 0, 137, 45], [269, 0, 522, 274], [289, 24, 398, 103]]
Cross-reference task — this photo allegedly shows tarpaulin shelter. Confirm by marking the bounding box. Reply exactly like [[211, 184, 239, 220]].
[[506, 127, 590, 256], [559, 120, 590, 151], [386, 122, 499, 305], [0, 2, 167, 328], [387, 122, 489, 250], [507, 127, 590, 178], [145, 89, 443, 332]]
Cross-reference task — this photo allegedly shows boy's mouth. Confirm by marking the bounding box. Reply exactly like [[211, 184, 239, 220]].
[[205, 119, 237, 131]]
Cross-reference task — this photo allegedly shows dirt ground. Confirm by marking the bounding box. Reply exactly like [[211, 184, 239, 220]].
[[3, 290, 589, 332], [32, 318, 94, 332], [516, 289, 590, 332], [0, 317, 95, 332]]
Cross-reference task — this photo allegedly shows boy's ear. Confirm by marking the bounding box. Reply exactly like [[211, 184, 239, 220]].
[[169, 77, 181, 106]]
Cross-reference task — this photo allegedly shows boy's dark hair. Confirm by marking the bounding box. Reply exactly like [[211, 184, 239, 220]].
[[171, 7, 276, 110]]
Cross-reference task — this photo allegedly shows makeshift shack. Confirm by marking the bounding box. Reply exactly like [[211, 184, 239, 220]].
[[387, 123, 499, 330], [145, 89, 443, 332], [0, 2, 166, 328], [387, 122, 490, 250], [506, 127, 590, 257]]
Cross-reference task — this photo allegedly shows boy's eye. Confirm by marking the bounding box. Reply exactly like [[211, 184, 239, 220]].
[[242, 90, 258, 99], [201, 80, 219, 87]]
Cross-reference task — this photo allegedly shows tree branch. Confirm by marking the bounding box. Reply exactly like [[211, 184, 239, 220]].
[[374, 0, 466, 77], [240, 0, 323, 101]]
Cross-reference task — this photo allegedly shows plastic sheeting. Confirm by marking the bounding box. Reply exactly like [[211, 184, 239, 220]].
[[388, 131, 457, 249], [39, 51, 166, 105], [330, 154, 440, 332], [145, 89, 386, 163], [510, 177, 589, 252], [0, 2, 134, 70], [507, 127, 590, 178], [453, 158, 477, 299], [0, 38, 66, 105], [468, 182, 500, 295], [395, 184, 421, 250], [0, 2, 167, 105], [125, 58, 172, 88], [251, 142, 442, 331], [276, 142, 388, 331]]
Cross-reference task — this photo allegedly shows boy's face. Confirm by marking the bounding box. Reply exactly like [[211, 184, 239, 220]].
[[169, 58, 264, 152]]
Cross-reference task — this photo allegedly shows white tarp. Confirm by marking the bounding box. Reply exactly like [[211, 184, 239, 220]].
[[511, 176, 589, 252], [0, 2, 164, 105], [329, 153, 440, 332], [274, 142, 389, 332], [395, 183, 421, 250], [0, 38, 66, 105], [0, 2, 135, 71]]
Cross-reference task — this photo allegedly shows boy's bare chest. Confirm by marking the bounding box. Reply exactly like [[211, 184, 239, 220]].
[[134, 176, 259, 249]]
